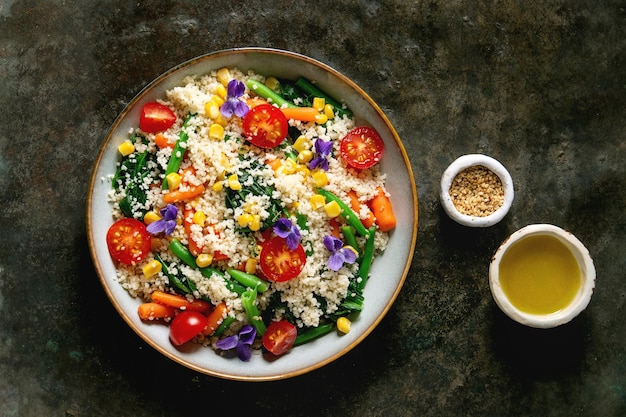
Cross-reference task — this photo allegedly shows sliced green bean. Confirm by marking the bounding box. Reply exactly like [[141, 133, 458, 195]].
[[241, 288, 267, 336], [246, 79, 297, 108], [294, 77, 352, 118], [341, 225, 359, 255], [293, 323, 335, 346], [227, 269, 269, 292], [169, 239, 197, 268], [317, 188, 368, 237], [214, 315, 236, 337], [162, 113, 195, 189], [357, 226, 377, 291]]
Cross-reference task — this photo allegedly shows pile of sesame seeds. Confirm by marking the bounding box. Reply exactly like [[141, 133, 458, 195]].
[[448, 165, 504, 217]]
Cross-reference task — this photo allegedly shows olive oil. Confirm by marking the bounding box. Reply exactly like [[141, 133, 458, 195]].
[[499, 234, 581, 315]]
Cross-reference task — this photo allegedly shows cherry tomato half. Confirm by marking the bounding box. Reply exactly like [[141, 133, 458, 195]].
[[339, 126, 385, 170], [169, 310, 208, 346], [106, 218, 151, 265], [242, 104, 289, 149], [259, 237, 306, 282], [262, 320, 297, 356], [139, 102, 177, 133]]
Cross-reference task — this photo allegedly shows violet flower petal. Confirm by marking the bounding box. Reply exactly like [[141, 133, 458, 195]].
[[146, 219, 165, 235], [215, 335, 239, 351], [315, 139, 333, 156], [341, 247, 358, 264], [274, 218, 292, 238], [160, 204, 178, 220], [233, 100, 249, 118], [238, 325, 256, 345], [328, 252, 346, 271], [236, 342, 252, 362]]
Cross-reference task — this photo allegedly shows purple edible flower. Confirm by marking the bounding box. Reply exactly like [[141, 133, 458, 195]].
[[323, 235, 357, 271], [146, 204, 178, 236], [220, 80, 249, 118], [273, 218, 302, 250], [308, 139, 333, 171], [215, 325, 256, 362]]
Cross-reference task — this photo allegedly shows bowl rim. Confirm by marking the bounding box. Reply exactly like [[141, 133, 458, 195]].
[[489, 223, 596, 328], [440, 153, 514, 227], [86, 47, 418, 381]]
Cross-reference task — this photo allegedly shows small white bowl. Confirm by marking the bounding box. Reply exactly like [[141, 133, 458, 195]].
[[440, 154, 514, 227], [489, 224, 596, 329]]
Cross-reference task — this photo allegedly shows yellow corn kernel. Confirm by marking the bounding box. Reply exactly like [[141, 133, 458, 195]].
[[245, 258, 258, 274], [293, 135, 311, 153], [142, 259, 162, 278], [297, 149, 314, 164], [324, 200, 342, 218], [192, 211, 206, 226], [238, 213, 254, 227], [295, 165, 310, 177], [309, 194, 326, 210], [166, 172, 182, 190], [143, 210, 161, 225], [196, 254, 213, 268], [312, 97, 326, 111], [215, 83, 227, 99], [118, 141, 135, 156], [249, 215, 261, 232], [283, 159, 297, 174], [228, 174, 241, 191], [209, 123, 225, 140], [324, 104, 335, 119], [216, 67, 230, 86], [264, 76, 280, 92], [312, 170, 328, 187], [215, 113, 229, 126], [315, 113, 328, 125], [212, 181, 224, 192], [205, 101, 221, 120], [337, 317, 351, 334], [211, 95, 225, 107]]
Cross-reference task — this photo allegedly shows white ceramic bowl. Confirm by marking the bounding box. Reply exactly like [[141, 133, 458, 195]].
[[489, 224, 595, 328], [440, 154, 514, 227], [86, 48, 418, 381]]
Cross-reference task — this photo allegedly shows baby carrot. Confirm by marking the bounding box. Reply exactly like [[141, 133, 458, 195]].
[[154, 133, 173, 149], [280, 107, 320, 122], [347, 190, 375, 228], [151, 290, 211, 313], [137, 302, 176, 320], [369, 187, 396, 232], [163, 184, 205, 204], [202, 302, 229, 336], [184, 207, 203, 256]]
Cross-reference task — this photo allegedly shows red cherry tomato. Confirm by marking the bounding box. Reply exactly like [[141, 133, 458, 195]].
[[169, 310, 208, 346], [242, 104, 288, 148], [339, 126, 384, 169], [139, 102, 177, 133], [262, 320, 297, 356], [259, 237, 306, 282], [106, 218, 151, 265]]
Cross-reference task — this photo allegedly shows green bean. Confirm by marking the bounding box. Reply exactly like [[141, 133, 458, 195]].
[[227, 269, 269, 292], [357, 226, 377, 291], [169, 239, 197, 268], [294, 77, 352, 118], [293, 323, 335, 346], [154, 253, 191, 294], [317, 188, 369, 237], [341, 225, 359, 255], [241, 288, 267, 336], [162, 113, 195, 189], [214, 315, 236, 337], [246, 79, 297, 108]]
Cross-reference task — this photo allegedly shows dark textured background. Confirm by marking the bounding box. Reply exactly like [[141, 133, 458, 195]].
[[1, 0, 625, 416]]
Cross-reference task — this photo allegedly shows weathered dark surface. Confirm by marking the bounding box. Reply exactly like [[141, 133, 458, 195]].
[[1, 1, 625, 416]]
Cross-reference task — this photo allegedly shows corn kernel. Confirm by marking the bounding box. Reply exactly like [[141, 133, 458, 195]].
[[166, 172, 181, 190], [196, 254, 213, 268], [312, 97, 326, 111], [245, 258, 258, 274], [324, 104, 335, 119], [215, 113, 229, 126], [228, 174, 241, 190], [315, 113, 328, 125], [312, 170, 328, 187], [209, 123, 224, 140], [297, 149, 314, 164], [142, 259, 162, 278], [310, 194, 326, 210], [192, 211, 206, 226], [293, 135, 311, 153], [216, 67, 230, 86], [220, 154, 231, 170], [211, 95, 225, 107], [337, 317, 351, 334], [212, 181, 224, 192], [238, 213, 254, 227], [143, 210, 161, 225], [118, 140, 135, 156], [324, 200, 342, 218], [249, 215, 261, 232], [295, 165, 310, 177], [264, 76, 280, 92], [205, 102, 220, 120], [215, 83, 227, 99], [283, 159, 297, 174]]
